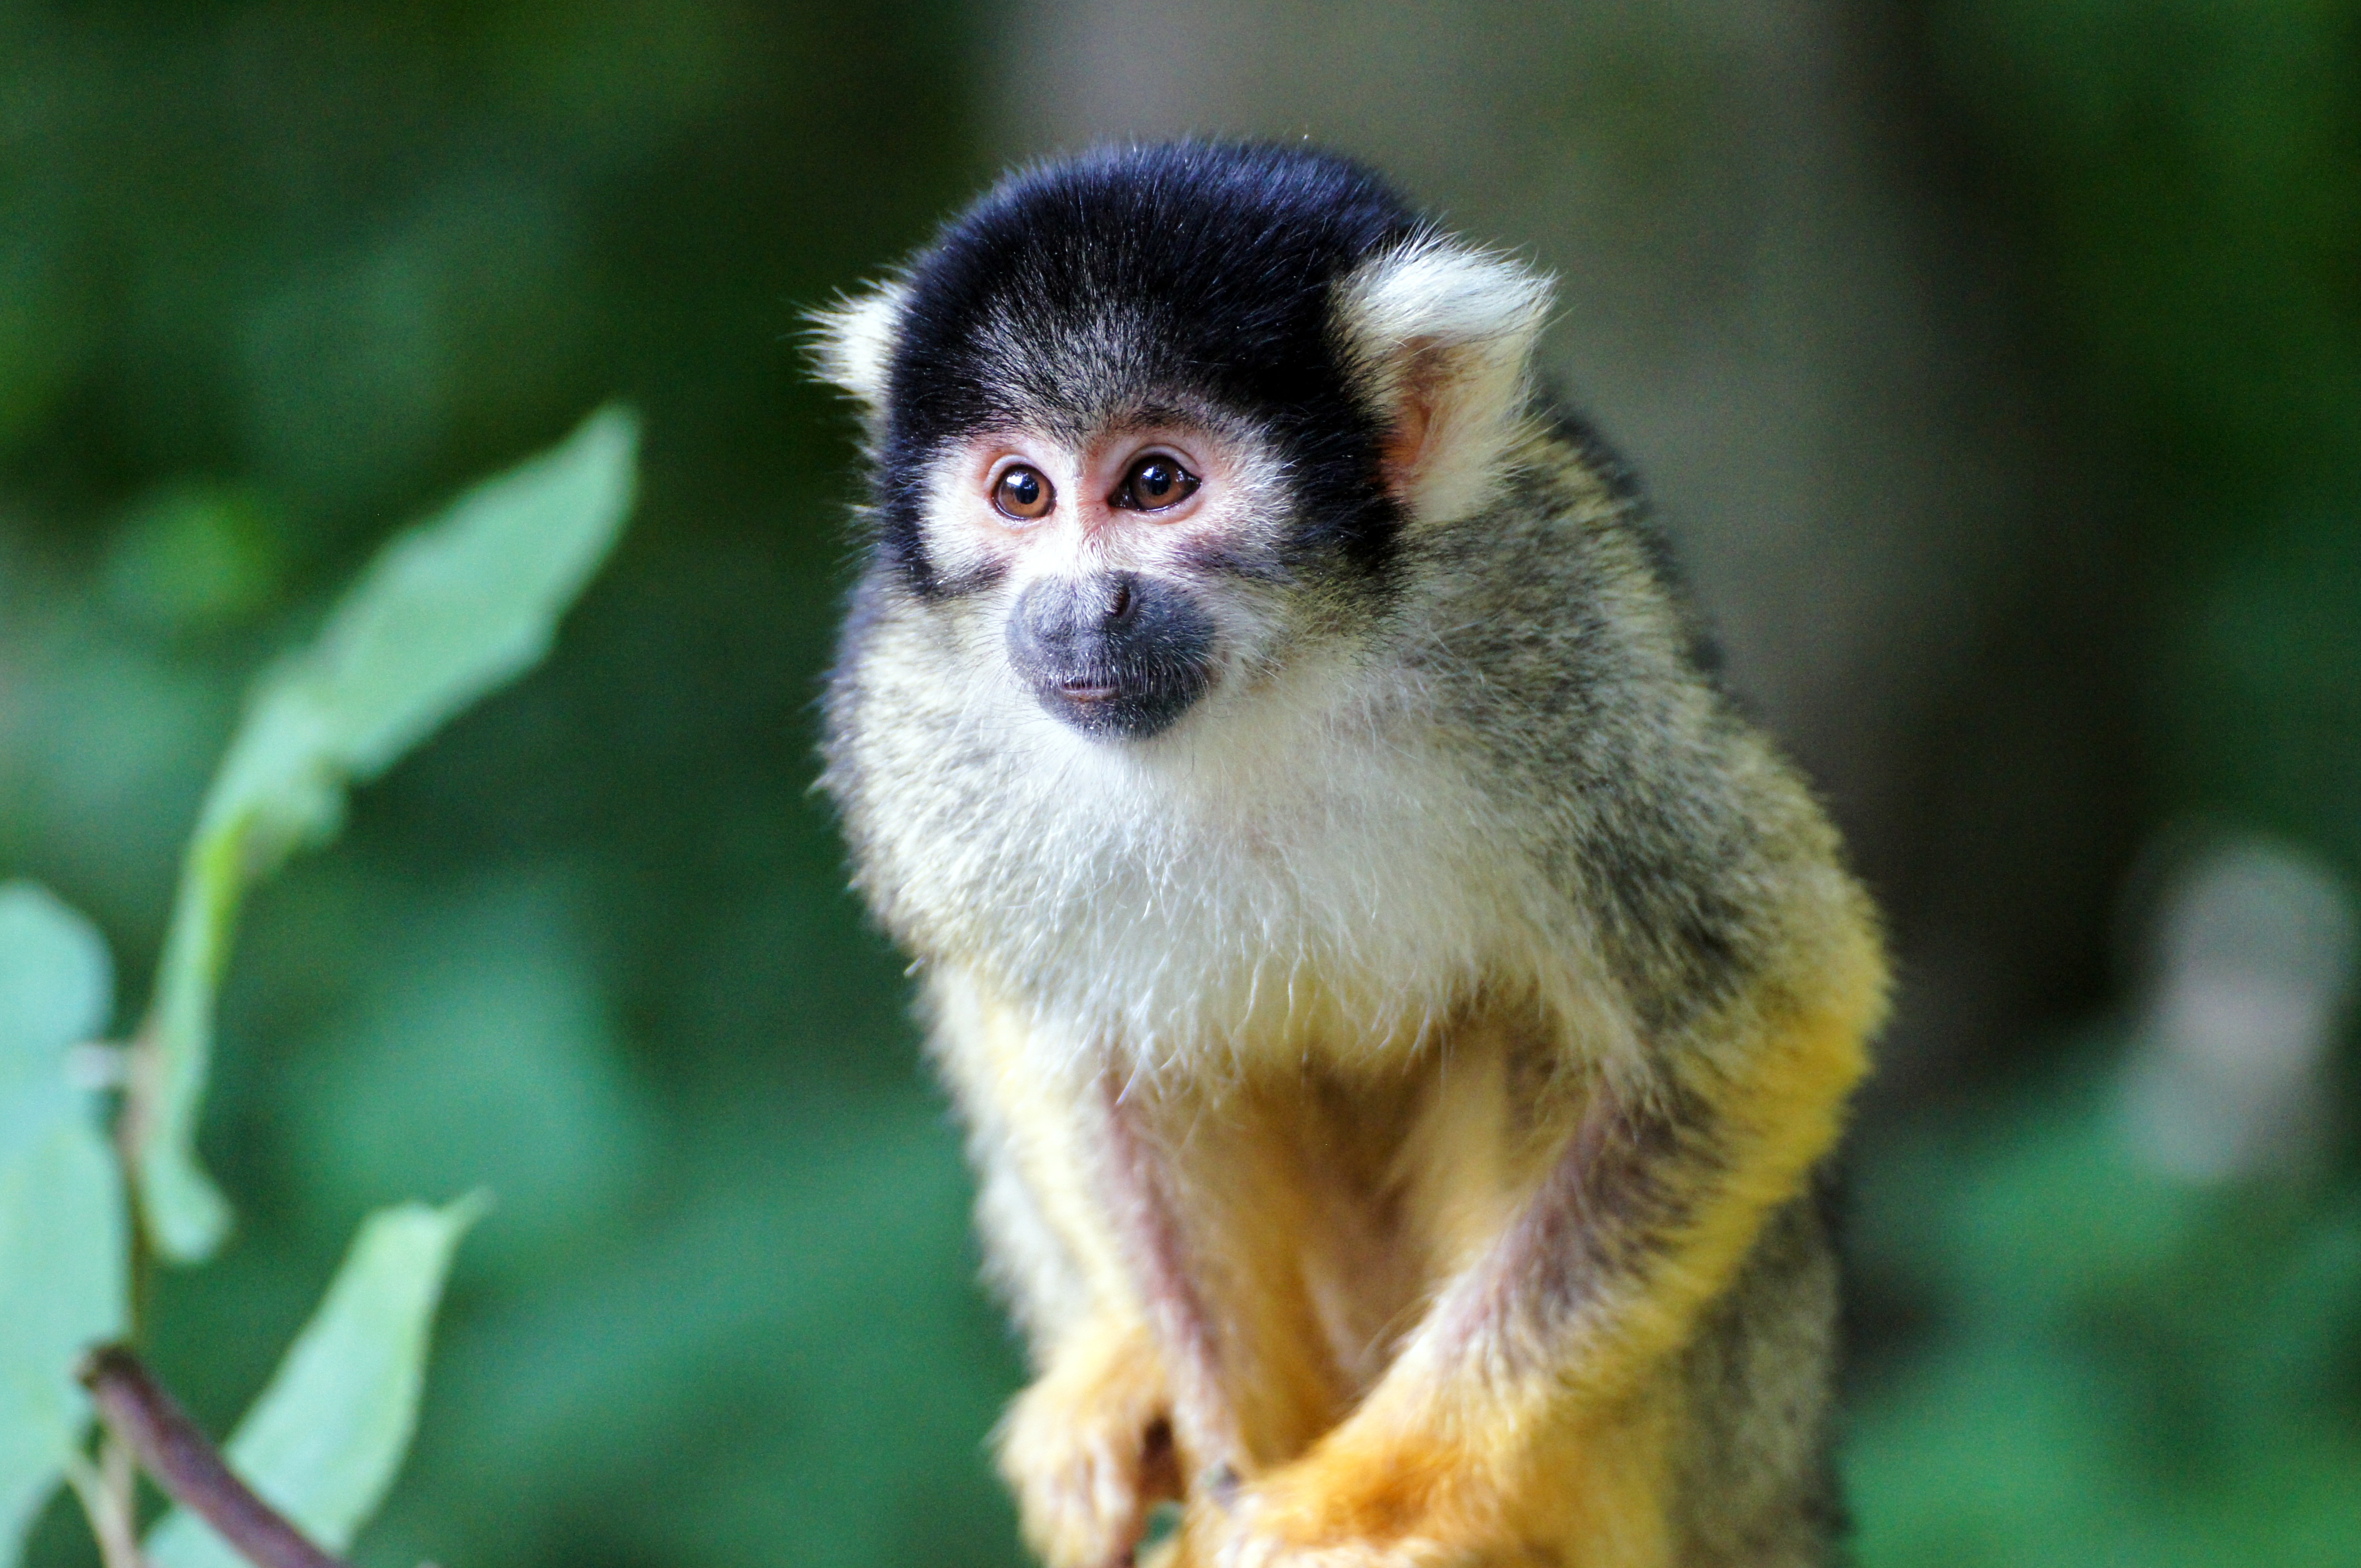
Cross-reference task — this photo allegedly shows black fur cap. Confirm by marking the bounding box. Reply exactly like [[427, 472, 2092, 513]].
[[872, 142, 1426, 596]]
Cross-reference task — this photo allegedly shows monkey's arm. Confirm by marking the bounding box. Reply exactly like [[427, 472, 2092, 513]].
[[1182, 918, 1884, 1568], [928, 975, 1182, 1568]]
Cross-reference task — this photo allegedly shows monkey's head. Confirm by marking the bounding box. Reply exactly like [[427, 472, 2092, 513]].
[[814, 142, 1552, 746]]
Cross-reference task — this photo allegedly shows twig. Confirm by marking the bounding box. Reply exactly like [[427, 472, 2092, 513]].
[[77, 1345, 356, 1568], [62, 1442, 145, 1568]]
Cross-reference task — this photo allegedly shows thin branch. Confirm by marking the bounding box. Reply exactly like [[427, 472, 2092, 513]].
[[77, 1345, 356, 1568], [62, 1444, 145, 1568], [102, 1436, 144, 1568], [113, 1027, 161, 1343]]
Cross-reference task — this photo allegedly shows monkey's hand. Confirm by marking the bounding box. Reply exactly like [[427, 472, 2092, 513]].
[[1170, 1463, 1457, 1568], [1168, 1383, 1671, 1568], [1162, 1382, 1551, 1568], [998, 1318, 1181, 1568]]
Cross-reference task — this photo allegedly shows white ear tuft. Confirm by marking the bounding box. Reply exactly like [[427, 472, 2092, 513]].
[[1333, 239, 1553, 527], [808, 279, 910, 415]]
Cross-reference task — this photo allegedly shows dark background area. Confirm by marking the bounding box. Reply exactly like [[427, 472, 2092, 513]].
[[4, 2, 2356, 1564]]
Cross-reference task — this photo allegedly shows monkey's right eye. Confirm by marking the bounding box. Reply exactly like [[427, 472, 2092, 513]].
[[993, 466, 1054, 521]]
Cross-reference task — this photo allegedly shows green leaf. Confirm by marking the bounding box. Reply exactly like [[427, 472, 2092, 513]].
[[136, 405, 640, 1261], [0, 1112, 126, 1566], [0, 884, 126, 1566], [144, 1196, 485, 1568], [0, 882, 112, 1106]]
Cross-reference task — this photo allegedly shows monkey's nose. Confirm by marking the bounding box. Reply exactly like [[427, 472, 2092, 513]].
[[1004, 570, 1218, 741]]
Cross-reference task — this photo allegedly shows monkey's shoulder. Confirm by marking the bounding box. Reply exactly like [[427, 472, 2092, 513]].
[[1393, 426, 1720, 742]]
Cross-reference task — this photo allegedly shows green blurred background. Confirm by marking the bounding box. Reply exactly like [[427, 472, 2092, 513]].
[[3, 2, 2356, 1565]]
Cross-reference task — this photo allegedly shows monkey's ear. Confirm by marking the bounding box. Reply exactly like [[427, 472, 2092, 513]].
[[1334, 239, 1553, 528], [808, 279, 911, 417]]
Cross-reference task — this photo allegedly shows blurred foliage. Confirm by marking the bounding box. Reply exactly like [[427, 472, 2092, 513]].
[[0, 404, 639, 1568], [143, 1197, 483, 1568], [2, 0, 2357, 1565], [0, 2, 1020, 1565], [0, 885, 122, 1558], [1922, 0, 2361, 868], [1842, 1, 2361, 1560], [1847, 1033, 2361, 1566]]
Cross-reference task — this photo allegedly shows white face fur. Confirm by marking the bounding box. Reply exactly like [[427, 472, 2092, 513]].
[[914, 405, 1305, 680]]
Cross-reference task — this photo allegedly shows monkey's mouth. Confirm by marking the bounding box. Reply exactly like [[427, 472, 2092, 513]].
[[1026, 660, 1213, 740]]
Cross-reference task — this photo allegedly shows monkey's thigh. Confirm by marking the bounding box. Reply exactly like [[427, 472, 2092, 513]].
[[1502, 1191, 1840, 1568]]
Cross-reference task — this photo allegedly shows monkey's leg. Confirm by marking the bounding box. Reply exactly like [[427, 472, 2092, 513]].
[[1172, 929, 1883, 1568], [930, 979, 1181, 1568], [1095, 1070, 1249, 1487], [1097, 1067, 1386, 1504]]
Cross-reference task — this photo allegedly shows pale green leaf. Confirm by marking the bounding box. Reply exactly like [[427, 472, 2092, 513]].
[[144, 1197, 484, 1568], [0, 882, 111, 1096], [137, 405, 639, 1261], [0, 885, 126, 1565], [202, 402, 642, 853]]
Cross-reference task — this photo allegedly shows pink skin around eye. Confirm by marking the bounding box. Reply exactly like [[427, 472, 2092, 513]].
[[963, 429, 1239, 569]]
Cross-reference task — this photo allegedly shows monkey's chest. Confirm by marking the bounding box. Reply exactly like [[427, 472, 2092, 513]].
[[1161, 1014, 1573, 1433]]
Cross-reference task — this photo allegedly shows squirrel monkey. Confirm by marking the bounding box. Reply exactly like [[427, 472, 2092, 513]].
[[814, 143, 1885, 1568]]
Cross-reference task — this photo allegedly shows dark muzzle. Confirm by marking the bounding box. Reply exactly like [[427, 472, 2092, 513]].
[[1005, 571, 1217, 740]]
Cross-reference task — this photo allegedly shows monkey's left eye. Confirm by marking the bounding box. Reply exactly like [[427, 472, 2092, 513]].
[[1114, 455, 1200, 512]]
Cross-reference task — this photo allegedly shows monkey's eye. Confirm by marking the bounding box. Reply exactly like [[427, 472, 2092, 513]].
[[1114, 454, 1200, 513], [993, 465, 1054, 521]]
